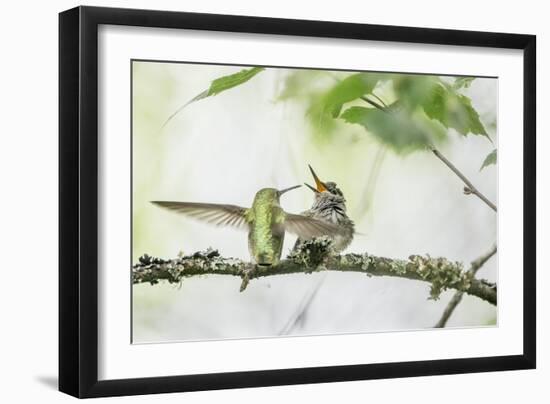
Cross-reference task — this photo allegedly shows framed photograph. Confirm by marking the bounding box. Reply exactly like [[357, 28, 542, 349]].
[[59, 6, 536, 398]]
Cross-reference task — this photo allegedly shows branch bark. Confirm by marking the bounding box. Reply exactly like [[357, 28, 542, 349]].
[[133, 239, 497, 305], [434, 245, 497, 327]]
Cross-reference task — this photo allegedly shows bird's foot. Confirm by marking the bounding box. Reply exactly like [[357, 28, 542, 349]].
[[287, 236, 334, 272]]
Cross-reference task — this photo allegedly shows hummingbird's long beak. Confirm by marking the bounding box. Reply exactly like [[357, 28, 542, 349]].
[[278, 184, 302, 196], [308, 164, 328, 192], [304, 183, 319, 193]]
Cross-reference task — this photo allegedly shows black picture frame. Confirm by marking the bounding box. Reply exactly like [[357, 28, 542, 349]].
[[59, 5, 536, 398]]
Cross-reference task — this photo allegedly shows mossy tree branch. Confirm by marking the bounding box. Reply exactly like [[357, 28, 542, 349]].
[[133, 239, 497, 305]]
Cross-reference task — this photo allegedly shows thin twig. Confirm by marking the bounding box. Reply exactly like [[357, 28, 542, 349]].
[[371, 93, 388, 108], [434, 245, 497, 328], [356, 146, 387, 216], [279, 274, 326, 335], [358, 96, 497, 213], [430, 147, 497, 212], [360, 95, 387, 112]]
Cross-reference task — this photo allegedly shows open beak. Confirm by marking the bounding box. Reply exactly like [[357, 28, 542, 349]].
[[278, 184, 302, 196], [308, 164, 328, 192], [304, 183, 319, 193]]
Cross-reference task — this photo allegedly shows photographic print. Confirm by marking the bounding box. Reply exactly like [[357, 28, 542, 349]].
[[131, 61, 497, 343]]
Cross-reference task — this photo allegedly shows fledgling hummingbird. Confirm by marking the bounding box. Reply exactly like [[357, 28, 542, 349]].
[[293, 165, 355, 253], [152, 186, 343, 266]]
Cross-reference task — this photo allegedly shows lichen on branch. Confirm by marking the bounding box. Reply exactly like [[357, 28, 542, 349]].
[[132, 238, 496, 305]]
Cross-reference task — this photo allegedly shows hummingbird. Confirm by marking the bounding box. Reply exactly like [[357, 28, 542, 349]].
[[293, 165, 355, 253], [152, 185, 343, 266], [280, 167, 355, 335]]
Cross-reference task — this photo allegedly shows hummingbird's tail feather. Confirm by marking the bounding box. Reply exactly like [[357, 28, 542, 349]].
[[151, 201, 250, 230]]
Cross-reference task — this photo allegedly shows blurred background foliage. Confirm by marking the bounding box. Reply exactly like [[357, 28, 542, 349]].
[[132, 62, 497, 342]]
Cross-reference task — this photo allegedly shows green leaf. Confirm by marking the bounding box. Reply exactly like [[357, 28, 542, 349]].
[[305, 73, 380, 139], [393, 75, 441, 110], [162, 67, 264, 128], [421, 83, 489, 138], [205, 67, 265, 97], [277, 70, 328, 101], [453, 77, 475, 90], [340, 106, 446, 153], [305, 93, 341, 140], [480, 149, 497, 170], [323, 73, 380, 117], [393, 75, 488, 139]]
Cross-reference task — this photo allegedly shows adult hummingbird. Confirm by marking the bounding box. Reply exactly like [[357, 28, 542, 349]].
[[152, 186, 343, 266], [293, 165, 355, 253]]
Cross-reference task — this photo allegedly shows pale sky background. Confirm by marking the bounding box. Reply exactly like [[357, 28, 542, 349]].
[[131, 61, 497, 343]]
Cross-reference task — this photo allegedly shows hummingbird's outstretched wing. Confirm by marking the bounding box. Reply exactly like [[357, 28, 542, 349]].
[[151, 201, 249, 230], [284, 213, 342, 239]]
